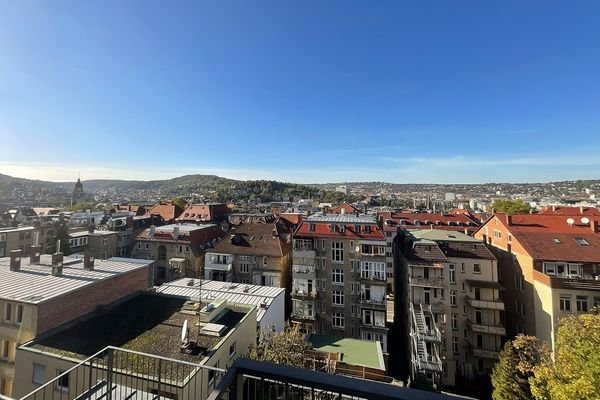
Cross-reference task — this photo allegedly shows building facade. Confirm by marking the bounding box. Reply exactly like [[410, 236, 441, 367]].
[[290, 213, 389, 353]]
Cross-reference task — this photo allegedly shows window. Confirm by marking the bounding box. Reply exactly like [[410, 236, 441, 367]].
[[332, 291, 344, 306], [451, 313, 458, 330], [473, 264, 481, 274], [493, 230, 502, 239], [229, 342, 236, 358], [452, 336, 459, 354], [351, 282, 360, 294], [309, 224, 315, 232], [515, 275, 524, 291], [32, 363, 45, 385], [594, 297, 600, 309], [332, 313, 344, 329], [363, 309, 373, 325], [574, 237, 590, 246], [350, 260, 360, 272], [0, 340, 9, 360], [450, 290, 457, 306], [332, 269, 344, 284], [331, 242, 344, 263], [360, 261, 386, 280], [240, 263, 249, 273], [507, 234, 512, 243], [559, 295, 571, 312], [208, 369, 216, 386], [460, 263, 465, 273], [449, 264, 456, 284], [102, 237, 108, 245], [351, 304, 359, 316], [544, 262, 556, 275], [4, 303, 12, 322], [55, 370, 69, 392], [576, 296, 588, 312], [16, 304, 23, 324]]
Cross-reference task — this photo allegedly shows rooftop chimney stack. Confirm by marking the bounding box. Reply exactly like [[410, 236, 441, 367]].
[[51, 252, 64, 277], [84, 250, 95, 271], [88, 224, 95, 234], [9, 249, 22, 272], [30, 245, 41, 264], [580, 206, 585, 214], [552, 205, 556, 212], [173, 226, 180, 240], [150, 225, 156, 239], [506, 214, 512, 226]]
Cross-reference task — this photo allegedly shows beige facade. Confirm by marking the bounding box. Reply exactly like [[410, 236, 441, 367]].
[[291, 214, 389, 353], [0, 226, 52, 258]]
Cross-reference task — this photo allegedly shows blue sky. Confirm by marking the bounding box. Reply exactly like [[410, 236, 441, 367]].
[[1, 1, 600, 183]]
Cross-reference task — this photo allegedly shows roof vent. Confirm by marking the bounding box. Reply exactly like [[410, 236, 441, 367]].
[[30, 245, 42, 264], [10, 249, 22, 272], [581, 217, 590, 225], [51, 252, 64, 277], [84, 251, 95, 271], [566, 218, 575, 226]]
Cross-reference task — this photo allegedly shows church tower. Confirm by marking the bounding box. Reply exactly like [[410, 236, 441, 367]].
[[72, 177, 86, 206]]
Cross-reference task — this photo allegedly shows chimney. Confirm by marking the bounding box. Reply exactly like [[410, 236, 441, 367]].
[[10, 249, 22, 272], [591, 220, 599, 233], [84, 251, 95, 270], [150, 225, 156, 238], [30, 245, 42, 264], [552, 205, 556, 212], [580, 206, 584, 214], [173, 226, 180, 240], [51, 252, 64, 277], [88, 224, 96, 234], [506, 214, 512, 226]]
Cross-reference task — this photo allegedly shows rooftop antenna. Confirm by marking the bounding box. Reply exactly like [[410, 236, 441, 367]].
[[197, 278, 202, 327]]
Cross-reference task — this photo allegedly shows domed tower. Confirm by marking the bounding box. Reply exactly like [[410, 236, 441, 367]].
[[72, 177, 86, 206]]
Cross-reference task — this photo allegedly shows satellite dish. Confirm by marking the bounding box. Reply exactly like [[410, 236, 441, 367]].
[[355, 246, 360, 253], [566, 218, 575, 226], [181, 319, 189, 343], [581, 217, 590, 225]]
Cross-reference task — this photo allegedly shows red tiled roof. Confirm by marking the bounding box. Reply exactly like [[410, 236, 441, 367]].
[[295, 220, 385, 240], [378, 211, 480, 232], [279, 213, 302, 226], [537, 206, 600, 216], [211, 222, 289, 258], [482, 213, 600, 262], [332, 202, 360, 215], [146, 203, 184, 221], [177, 203, 230, 222]]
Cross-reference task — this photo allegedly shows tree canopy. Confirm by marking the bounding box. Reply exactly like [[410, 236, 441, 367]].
[[492, 198, 532, 214], [47, 219, 72, 255], [531, 313, 600, 400], [491, 335, 550, 400], [171, 197, 188, 210], [247, 323, 313, 368]]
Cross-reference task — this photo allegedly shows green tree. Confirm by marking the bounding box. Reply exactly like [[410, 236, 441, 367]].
[[492, 199, 532, 214], [531, 313, 600, 400], [247, 323, 313, 368], [491, 335, 550, 400], [69, 202, 96, 212], [47, 219, 72, 255], [171, 197, 188, 210]]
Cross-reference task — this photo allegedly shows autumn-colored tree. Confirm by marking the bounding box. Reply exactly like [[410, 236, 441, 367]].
[[491, 335, 550, 400], [531, 313, 600, 400], [247, 323, 312, 368]]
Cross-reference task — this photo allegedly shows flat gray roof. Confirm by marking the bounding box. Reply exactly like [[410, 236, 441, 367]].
[[305, 213, 376, 224], [0, 255, 152, 304], [155, 278, 284, 323]]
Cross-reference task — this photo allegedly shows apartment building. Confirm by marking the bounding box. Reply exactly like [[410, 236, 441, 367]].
[[0, 250, 153, 397], [379, 211, 482, 293], [290, 213, 389, 353], [13, 294, 256, 399], [0, 224, 53, 258], [134, 223, 225, 283], [395, 230, 503, 387], [474, 213, 600, 351]]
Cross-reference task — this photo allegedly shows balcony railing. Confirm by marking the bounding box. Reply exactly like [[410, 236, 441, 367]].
[[409, 276, 443, 287], [19, 346, 225, 400], [292, 265, 316, 274], [467, 319, 506, 336], [360, 294, 386, 307], [207, 357, 457, 400], [360, 273, 387, 282], [205, 262, 233, 272], [465, 296, 505, 310], [292, 290, 319, 299]]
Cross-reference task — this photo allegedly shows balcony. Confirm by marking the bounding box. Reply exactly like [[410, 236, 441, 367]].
[[466, 296, 505, 310], [291, 312, 316, 321], [19, 346, 226, 400], [204, 262, 233, 272], [292, 264, 316, 275], [208, 358, 456, 400], [292, 290, 319, 300], [360, 294, 386, 308], [409, 276, 443, 288], [471, 347, 500, 360], [359, 273, 387, 284], [467, 319, 506, 336], [293, 248, 316, 259]]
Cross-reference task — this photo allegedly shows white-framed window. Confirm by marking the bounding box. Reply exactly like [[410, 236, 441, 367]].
[[332, 291, 344, 306], [332, 269, 344, 284], [493, 230, 502, 239], [576, 296, 588, 312], [144, 243, 149, 250], [331, 242, 344, 263], [460, 263, 465, 273], [363, 309, 373, 325], [452, 336, 459, 354], [360, 261, 386, 280], [350, 282, 360, 293], [55, 370, 69, 392], [351, 304, 359, 316], [449, 264, 456, 284], [451, 313, 458, 330], [450, 290, 457, 306], [350, 260, 360, 272], [240, 263, 249, 273], [544, 262, 556, 275], [32, 363, 45, 385], [560, 295, 571, 312], [332, 313, 344, 329], [473, 263, 481, 274]]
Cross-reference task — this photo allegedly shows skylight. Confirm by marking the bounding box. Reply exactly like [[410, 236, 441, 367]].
[[553, 238, 561, 244], [574, 237, 590, 246]]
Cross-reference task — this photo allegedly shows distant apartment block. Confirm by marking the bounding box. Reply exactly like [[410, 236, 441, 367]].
[[474, 213, 600, 351], [290, 212, 389, 353], [0, 251, 153, 397], [395, 230, 503, 387], [134, 223, 225, 283]]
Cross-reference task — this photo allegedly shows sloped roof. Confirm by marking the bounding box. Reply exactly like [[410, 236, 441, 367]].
[[210, 222, 289, 258], [537, 206, 600, 215], [146, 203, 184, 221], [378, 211, 479, 233], [295, 214, 385, 241]]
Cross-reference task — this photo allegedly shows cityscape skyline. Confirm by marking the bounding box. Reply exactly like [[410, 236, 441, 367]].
[[2, 1, 600, 183]]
